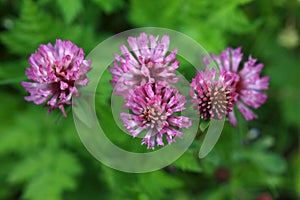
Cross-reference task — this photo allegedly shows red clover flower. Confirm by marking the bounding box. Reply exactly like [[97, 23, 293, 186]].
[[22, 39, 92, 117], [190, 68, 237, 120], [109, 32, 179, 100], [204, 47, 269, 125], [121, 83, 191, 149]]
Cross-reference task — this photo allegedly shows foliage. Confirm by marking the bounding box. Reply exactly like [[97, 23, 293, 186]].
[[129, 0, 260, 51], [0, 0, 299, 199]]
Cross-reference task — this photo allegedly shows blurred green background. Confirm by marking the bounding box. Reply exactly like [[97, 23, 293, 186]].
[[0, 0, 299, 199]]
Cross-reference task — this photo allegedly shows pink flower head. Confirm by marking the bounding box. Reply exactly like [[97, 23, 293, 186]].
[[190, 68, 237, 120], [21, 39, 92, 117], [109, 32, 179, 99], [120, 83, 191, 149], [204, 47, 269, 125]]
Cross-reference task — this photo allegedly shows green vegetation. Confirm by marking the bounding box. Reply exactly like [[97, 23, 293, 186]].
[[0, 0, 299, 199]]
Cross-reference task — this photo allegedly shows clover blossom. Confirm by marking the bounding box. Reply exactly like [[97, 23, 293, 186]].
[[190, 68, 237, 120], [121, 83, 191, 149], [204, 47, 269, 125], [22, 39, 92, 117], [109, 32, 179, 99]]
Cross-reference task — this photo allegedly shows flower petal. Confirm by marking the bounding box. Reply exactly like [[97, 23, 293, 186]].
[[237, 101, 258, 121]]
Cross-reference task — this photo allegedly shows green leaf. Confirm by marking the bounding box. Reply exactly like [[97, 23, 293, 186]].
[[138, 171, 183, 199], [248, 151, 287, 174], [197, 186, 228, 200], [0, 104, 83, 156], [252, 136, 275, 150], [9, 149, 81, 200], [128, 0, 260, 51], [128, 0, 181, 28], [56, 0, 83, 24], [208, 3, 257, 34], [100, 166, 138, 199], [199, 119, 225, 158], [199, 120, 210, 132], [0, 0, 63, 55], [0, 0, 95, 57], [73, 94, 96, 129], [0, 107, 60, 155], [173, 151, 202, 172], [0, 111, 42, 155], [91, 0, 124, 13]]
